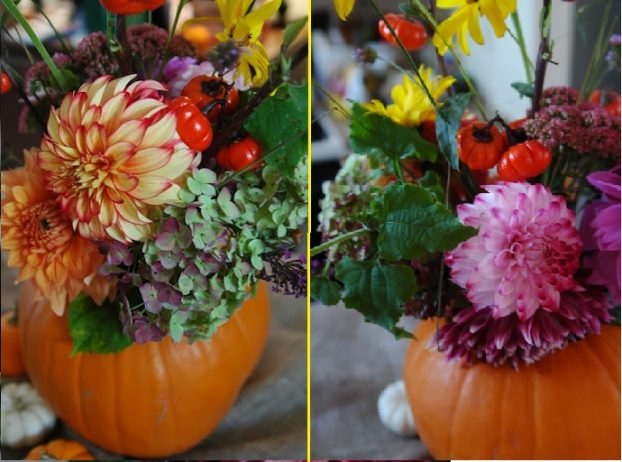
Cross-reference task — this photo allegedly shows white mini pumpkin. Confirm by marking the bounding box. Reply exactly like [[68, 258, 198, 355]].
[[1, 382, 56, 448], [377, 379, 417, 437]]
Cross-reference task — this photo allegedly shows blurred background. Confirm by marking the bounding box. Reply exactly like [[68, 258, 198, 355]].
[[310, 1, 620, 458]]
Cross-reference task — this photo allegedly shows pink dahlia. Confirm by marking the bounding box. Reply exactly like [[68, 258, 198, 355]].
[[446, 182, 581, 320], [442, 182, 612, 367], [38, 75, 198, 243]]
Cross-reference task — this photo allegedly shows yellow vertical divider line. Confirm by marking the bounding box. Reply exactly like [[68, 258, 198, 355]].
[[306, 3, 312, 460]]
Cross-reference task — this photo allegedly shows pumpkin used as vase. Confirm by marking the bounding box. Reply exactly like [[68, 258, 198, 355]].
[[18, 281, 271, 458], [404, 319, 621, 459]]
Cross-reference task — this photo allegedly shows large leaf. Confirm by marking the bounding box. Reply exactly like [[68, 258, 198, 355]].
[[311, 276, 342, 305], [335, 257, 416, 338], [244, 83, 308, 178], [350, 103, 438, 165], [379, 183, 478, 260], [435, 93, 470, 170], [68, 293, 131, 355]]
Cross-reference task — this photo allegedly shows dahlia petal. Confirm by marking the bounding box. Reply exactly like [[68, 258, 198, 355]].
[[100, 91, 130, 130], [148, 146, 194, 179], [118, 218, 150, 242], [112, 173, 139, 192], [86, 123, 106, 155], [141, 112, 177, 148], [108, 120, 147, 146], [128, 175, 173, 200], [121, 147, 172, 174], [114, 197, 152, 225], [122, 99, 164, 121], [140, 183, 182, 205]]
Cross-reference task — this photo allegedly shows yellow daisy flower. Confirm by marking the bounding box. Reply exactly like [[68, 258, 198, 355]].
[[214, 0, 282, 87], [433, 0, 517, 56], [364, 65, 456, 126]]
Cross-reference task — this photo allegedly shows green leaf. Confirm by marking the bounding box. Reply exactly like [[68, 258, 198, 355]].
[[350, 103, 438, 165], [435, 93, 470, 170], [417, 170, 444, 203], [244, 83, 308, 178], [68, 293, 131, 355], [511, 81, 535, 99], [311, 276, 342, 305], [379, 183, 478, 260], [335, 258, 416, 338], [282, 16, 308, 51], [169, 311, 185, 342]]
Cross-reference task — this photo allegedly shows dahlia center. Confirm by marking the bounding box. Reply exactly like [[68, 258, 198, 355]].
[[20, 200, 73, 252]]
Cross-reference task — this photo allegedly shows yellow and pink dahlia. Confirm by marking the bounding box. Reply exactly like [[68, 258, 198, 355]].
[[1, 149, 113, 315], [38, 75, 198, 243]]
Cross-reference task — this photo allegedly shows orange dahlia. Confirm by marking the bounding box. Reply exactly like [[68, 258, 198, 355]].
[[1, 149, 113, 315], [38, 75, 198, 243]]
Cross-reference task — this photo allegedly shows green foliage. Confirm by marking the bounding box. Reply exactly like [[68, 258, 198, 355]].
[[511, 81, 535, 99], [245, 83, 308, 178], [349, 103, 438, 167], [435, 93, 470, 170], [311, 276, 342, 305], [68, 293, 131, 355], [378, 183, 478, 260], [282, 16, 308, 51], [609, 305, 621, 326], [335, 258, 415, 338]]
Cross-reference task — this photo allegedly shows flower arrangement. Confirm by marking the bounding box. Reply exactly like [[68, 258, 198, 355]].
[[313, 0, 620, 369], [1, 0, 308, 351]]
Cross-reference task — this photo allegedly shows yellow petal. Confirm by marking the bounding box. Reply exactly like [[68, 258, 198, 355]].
[[467, 6, 484, 45], [243, 0, 282, 40], [333, 0, 355, 20], [480, 0, 508, 37]]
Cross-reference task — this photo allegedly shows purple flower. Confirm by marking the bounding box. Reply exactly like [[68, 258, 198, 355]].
[[435, 286, 611, 368], [610, 34, 621, 46], [163, 56, 197, 81], [580, 167, 621, 301]]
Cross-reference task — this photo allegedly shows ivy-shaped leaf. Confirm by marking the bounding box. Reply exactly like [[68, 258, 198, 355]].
[[245, 83, 308, 178], [311, 276, 342, 305], [350, 103, 438, 165], [435, 92, 470, 170], [379, 183, 478, 260], [68, 293, 131, 355], [335, 258, 416, 338]]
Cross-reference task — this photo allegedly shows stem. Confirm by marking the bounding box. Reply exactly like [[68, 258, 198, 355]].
[[147, 10, 153, 24], [427, 0, 452, 94], [115, 14, 132, 75], [532, 0, 552, 113], [580, 0, 615, 97], [411, 0, 487, 119], [313, 78, 351, 118], [510, 12, 534, 83], [310, 229, 369, 257], [158, 0, 189, 80], [367, 0, 439, 111], [393, 157, 405, 183], [1, 0, 67, 91]]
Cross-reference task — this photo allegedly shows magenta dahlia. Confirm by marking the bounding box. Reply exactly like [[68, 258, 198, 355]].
[[442, 182, 611, 367]]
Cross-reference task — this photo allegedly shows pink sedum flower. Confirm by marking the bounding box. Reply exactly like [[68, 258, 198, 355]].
[[446, 182, 582, 320], [38, 75, 198, 243]]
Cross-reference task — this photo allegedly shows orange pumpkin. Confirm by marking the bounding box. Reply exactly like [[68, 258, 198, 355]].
[[25, 438, 94, 460], [1, 309, 26, 376], [18, 282, 271, 458], [404, 319, 621, 459]]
